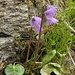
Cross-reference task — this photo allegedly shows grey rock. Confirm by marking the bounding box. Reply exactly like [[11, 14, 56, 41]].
[[0, 37, 15, 64], [0, 0, 36, 71], [0, 0, 30, 68], [0, 0, 29, 36]]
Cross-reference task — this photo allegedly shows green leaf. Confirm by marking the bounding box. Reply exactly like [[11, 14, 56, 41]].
[[42, 50, 56, 65], [5, 64, 25, 75], [40, 63, 61, 75]]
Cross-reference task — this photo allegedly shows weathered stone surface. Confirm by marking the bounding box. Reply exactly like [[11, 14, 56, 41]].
[[0, 0, 31, 66], [0, 37, 15, 64], [0, 1, 32, 72], [0, 0, 28, 36]]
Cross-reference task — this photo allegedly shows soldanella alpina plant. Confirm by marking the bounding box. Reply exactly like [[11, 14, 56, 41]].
[[27, 4, 59, 75]]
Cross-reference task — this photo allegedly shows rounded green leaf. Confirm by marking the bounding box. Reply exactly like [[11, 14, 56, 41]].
[[40, 63, 61, 75], [15, 64, 25, 75], [5, 64, 25, 75], [5, 64, 14, 75]]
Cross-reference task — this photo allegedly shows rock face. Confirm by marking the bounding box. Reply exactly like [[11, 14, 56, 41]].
[[0, 37, 15, 64], [0, 0, 36, 67], [0, 0, 30, 69], [0, 0, 28, 36]]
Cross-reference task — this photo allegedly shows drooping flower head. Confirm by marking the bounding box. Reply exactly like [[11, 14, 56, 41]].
[[30, 16, 41, 34], [44, 5, 58, 26]]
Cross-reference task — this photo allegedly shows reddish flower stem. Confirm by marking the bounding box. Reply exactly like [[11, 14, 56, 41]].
[[28, 6, 44, 75], [23, 28, 32, 68]]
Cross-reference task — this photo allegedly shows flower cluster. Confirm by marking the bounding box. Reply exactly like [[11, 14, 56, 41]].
[[30, 5, 58, 34]]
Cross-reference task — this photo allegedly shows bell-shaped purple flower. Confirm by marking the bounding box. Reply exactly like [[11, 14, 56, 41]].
[[44, 5, 58, 26], [30, 16, 41, 34]]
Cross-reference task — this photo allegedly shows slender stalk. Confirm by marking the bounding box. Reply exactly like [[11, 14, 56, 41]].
[[64, 21, 75, 34], [23, 28, 32, 68], [66, 46, 75, 66], [28, 5, 44, 75]]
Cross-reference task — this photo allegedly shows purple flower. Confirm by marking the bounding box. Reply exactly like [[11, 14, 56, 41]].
[[44, 7, 57, 18], [46, 18, 58, 26], [30, 16, 41, 34], [46, 5, 57, 11], [44, 5, 58, 26]]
